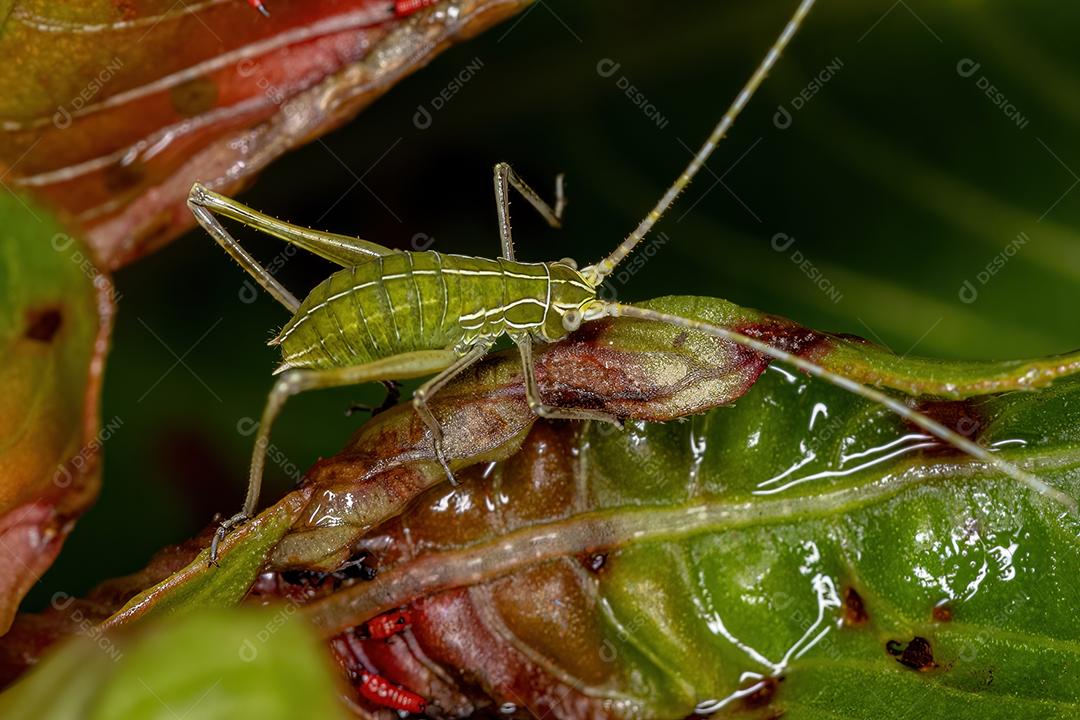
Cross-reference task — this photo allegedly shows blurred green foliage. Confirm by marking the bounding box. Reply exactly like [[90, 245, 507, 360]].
[[0, 608, 347, 720], [27, 0, 1080, 607]]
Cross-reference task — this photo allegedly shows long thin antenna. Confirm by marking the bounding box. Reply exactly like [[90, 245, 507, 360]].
[[585, 0, 816, 284], [605, 302, 1078, 513]]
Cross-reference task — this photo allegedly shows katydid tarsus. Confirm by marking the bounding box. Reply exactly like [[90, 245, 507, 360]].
[[189, 0, 1075, 564]]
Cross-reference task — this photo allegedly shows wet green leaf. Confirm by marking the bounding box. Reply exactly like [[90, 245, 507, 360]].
[[4, 297, 1079, 719], [575, 370, 1080, 718], [296, 298, 1080, 718], [103, 494, 307, 630]]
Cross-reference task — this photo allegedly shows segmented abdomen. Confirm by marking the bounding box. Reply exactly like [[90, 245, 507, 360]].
[[273, 251, 552, 373]]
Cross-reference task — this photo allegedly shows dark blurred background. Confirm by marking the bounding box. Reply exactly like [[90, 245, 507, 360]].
[[28, 0, 1080, 606]]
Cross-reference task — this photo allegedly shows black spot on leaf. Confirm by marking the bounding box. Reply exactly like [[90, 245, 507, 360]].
[[103, 159, 145, 193], [170, 76, 219, 117], [887, 636, 937, 671], [25, 307, 63, 343], [911, 399, 984, 451]]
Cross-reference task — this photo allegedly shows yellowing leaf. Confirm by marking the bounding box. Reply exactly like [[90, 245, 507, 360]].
[[0, 192, 112, 633]]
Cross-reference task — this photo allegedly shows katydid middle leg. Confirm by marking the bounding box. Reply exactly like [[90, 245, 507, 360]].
[[492, 165, 616, 424], [511, 333, 621, 426], [412, 341, 494, 483], [493, 162, 567, 261]]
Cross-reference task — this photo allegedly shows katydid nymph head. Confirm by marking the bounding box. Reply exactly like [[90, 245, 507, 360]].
[[540, 257, 606, 340], [550, 244, 634, 336]]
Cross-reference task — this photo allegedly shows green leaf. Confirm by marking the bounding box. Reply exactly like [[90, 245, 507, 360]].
[[103, 494, 306, 629], [5, 295, 1079, 717], [0, 191, 109, 632], [297, 296, 1080, 718], [582, 368, 1080, 718], [0, 608, 348, 720]]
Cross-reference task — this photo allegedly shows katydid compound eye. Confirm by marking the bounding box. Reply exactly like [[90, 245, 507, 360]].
[[562, 309, 583, 331]]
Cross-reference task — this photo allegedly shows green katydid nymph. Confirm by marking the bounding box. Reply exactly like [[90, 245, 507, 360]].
[[189, 0, 1074, 563]]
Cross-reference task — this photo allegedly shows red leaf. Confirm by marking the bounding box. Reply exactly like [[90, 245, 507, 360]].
[[0, 0, 531, 269]]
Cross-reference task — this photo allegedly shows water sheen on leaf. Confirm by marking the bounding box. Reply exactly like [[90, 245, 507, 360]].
[[296, 300, 1080, 718], [2, 297, 1079, 718], [575, 371, 1080, 718]]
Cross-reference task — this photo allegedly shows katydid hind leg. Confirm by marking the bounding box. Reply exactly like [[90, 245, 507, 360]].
[[210, 350, 457, 564], [188, 199, 302, 313], [493, 162, 566, 260], [412, 342, 494, 484], [512, 333, 621, 426], [189, 182, 393, 268]]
